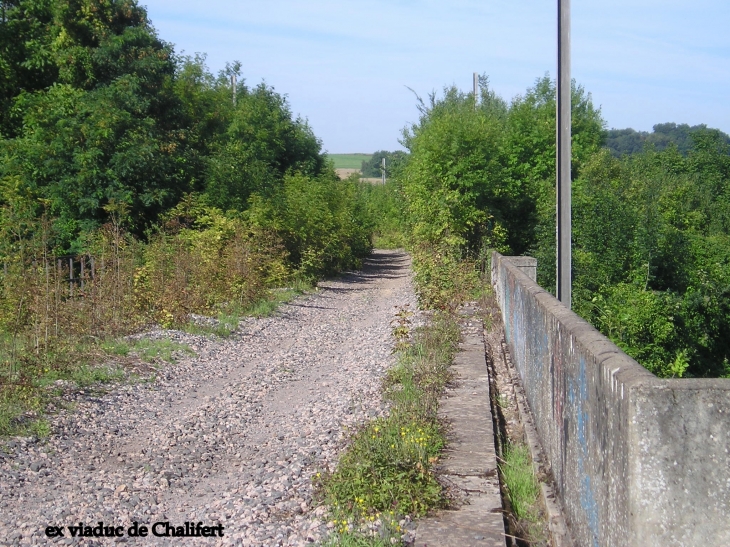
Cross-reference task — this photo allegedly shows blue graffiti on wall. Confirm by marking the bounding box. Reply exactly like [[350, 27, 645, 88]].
[[567, 355, 600, 547]]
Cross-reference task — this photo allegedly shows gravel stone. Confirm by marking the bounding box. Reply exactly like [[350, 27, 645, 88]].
[[0, 250, 418, 546]]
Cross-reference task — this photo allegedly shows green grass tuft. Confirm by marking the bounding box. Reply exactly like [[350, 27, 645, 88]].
[[499, 443, 541, 522], [183, 281, 312, 336], [319, 312, 459, 544], [101, 338, 194, 363]]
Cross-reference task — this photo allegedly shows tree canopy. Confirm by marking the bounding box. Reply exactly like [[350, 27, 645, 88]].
[[384, 73, 730, 378], [0, 0, 330, 250], [360, 150, 408, 178]]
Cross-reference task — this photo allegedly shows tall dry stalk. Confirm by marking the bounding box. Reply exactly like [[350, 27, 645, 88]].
[[135, 223, 286, 325], [0, 200, 287, 389]]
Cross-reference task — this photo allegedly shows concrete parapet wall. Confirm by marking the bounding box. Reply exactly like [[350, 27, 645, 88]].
[[491, 252, 730, 547]]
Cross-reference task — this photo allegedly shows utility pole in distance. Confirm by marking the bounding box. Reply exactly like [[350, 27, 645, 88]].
[[381, 157, 386, 185], [231, 74, 237, 106], [473, 72, 478, 109], [556, 0, 571, 308]]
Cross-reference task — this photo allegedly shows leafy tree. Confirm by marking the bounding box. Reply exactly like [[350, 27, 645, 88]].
[[204, 83, 327, 212], [503, 76, 604, 185], [398, 74, 603, 260], [398, 81, 509, 251], [0, 0, 193, 248], [536, 135, 730, 377], [504, 75, 604, 255], [0, 0, 58, 137]]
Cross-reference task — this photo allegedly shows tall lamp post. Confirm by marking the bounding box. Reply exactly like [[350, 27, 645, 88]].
[[556, 0, 571, 308]]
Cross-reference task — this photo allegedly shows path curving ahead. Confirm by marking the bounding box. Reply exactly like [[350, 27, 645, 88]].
[[0, 250, 417, 547]]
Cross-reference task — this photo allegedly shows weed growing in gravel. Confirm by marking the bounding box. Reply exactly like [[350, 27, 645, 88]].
[[390, 307, 413, 352], [0, 339, 129, 436], [321, 532, 394, 547], [319, 510, 406, 546], [496, 394, 510, 410], [245, 280, 312, 318], [181, 322, 231, 338], [0, 387, 45, 437], [102, 338, 194, 363], [65, 364, 125, 387], [182, 281, 312, 337], [318, 312, 459, 543]]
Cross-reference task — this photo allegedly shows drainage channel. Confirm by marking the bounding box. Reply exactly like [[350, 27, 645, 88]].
[[483, 296, 573, 547]]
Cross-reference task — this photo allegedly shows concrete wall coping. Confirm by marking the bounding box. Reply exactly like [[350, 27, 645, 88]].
[[494, 252, 730, 546], [499, 254, 730, 391]]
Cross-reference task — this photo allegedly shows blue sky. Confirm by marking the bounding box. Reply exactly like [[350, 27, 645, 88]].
[[141, 0, 730, 154]]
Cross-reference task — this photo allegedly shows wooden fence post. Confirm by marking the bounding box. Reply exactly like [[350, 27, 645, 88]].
[[69, 257, 74, 297]]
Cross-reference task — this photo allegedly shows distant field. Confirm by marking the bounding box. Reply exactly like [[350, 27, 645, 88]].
[[327, 153, 372, 169]]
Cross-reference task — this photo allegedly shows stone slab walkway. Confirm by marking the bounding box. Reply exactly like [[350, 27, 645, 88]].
[[414, 309, 506, 547]]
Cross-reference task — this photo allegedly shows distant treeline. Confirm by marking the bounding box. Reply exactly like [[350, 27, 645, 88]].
[[605, 123, 730, 156]]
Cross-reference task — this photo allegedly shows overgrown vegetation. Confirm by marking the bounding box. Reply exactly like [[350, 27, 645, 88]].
[[533, 135, 730, 377], [0, 0, 374, 435], [317, 310, 459, 543], [357, 178, 407, 249], [398, 75, 602, 259], [373, 73, 730, 378]]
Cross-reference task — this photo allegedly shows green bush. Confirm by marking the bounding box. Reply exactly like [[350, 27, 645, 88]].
[[249, 173, 373, 279], [357, 179, 407, 249], [409, 242, 482, 311]]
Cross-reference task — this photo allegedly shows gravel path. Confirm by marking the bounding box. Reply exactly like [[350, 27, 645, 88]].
[[0, 250, 417, 546]]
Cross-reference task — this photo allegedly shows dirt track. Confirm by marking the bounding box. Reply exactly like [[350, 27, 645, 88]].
[[0, 250, 417, 546]]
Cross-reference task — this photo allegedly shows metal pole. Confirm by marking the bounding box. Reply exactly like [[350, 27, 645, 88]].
[[556, 0, 571, 307], [473, 72, 478, 109], [381, 157, 386, 185], [231, 74, 237, 106]]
